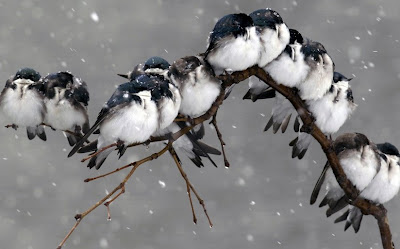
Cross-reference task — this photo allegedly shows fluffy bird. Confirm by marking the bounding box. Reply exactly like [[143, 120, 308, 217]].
[[265, 35, 334, 101], [0, 68, 47, 140], [117, 57, 221, 168], [249, 8, 290, 68], [42, 72, 90, 146], [118, 56, 171, 81], [243, 29, 304, 132], [334, 142, 400, 232], [169, 54, 221, 118], [69, 74, 166, 169], [290, 72, 356, 159], [310, 133, 381, 224], [205, 13, 261, 75]]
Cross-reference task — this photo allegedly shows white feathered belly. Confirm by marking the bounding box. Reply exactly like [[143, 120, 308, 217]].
[[180, 79, 220, 117], [99, 97, 159, 145], [208, 34, 261, 73], [45, 99, 86, 130], [265, 50, 309, 87], [1, 89, 44, 126], [157, 88, 181, 131]]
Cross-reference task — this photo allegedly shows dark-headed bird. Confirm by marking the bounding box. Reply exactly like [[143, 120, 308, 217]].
[[0, 67, 46, 140]]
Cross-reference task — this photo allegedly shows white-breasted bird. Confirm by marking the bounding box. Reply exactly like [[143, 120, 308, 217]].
[[334, 142, 400, 232], [42, 71, 90, 146], [0, 68, 47, 140], [310, 133, 381, 223], [249, 8, 290, 68], [169, 54, 221, 118], [290, 72, 356, 159], [205, 13, 261, 75]]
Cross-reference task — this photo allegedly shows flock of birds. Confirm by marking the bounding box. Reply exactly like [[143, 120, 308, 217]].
[[0, 8, 399, 235]]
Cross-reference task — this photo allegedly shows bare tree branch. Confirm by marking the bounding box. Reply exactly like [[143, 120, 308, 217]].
[[57, 65, 393, 249], [218, 66, 394, 249]]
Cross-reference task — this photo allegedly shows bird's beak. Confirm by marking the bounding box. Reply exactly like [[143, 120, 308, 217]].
[[348, 78, 353, 81], [117, 73, 129, 79]]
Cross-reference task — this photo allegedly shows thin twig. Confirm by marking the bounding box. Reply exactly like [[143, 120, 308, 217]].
[[57, 142, 172, 249], [104, 185, 126, 220], [169, 148, 197, 224], [169, 147, 213, 227], [209, 111, 229, 167]]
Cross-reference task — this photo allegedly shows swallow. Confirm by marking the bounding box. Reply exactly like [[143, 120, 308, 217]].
[[0, 67, 46, 140], [290, 72, 356, 159], [334, 142, 400, 232], [169, 54, 221, 118], [249, 8, 290, 68], [205, 13, 262, 75], [264, 33, 334, 100], [42, 72, 90, 146], [68, 74, 162, 169], [310, 133, 381, 224]]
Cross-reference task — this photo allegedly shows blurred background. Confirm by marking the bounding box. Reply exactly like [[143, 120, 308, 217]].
[[0, 0, 399, 248]]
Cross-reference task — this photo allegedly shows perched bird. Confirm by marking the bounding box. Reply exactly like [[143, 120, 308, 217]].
[[117, 57, 220, 168], [205, 13, 261, 75], [42, 72, 90, 146], [249, 8, 290, 68], [310, 133, 381, 223], [243, 29, 304, 132], [265, 35, 334, 100], [334, 142, 400, 232], [0, 68, 47, 140], [118, 56, 171, 81], [69, 74, 164, 169], [169, 54, 221, 118], [290, 72, 356, 159], [117, 56, 181, 132]]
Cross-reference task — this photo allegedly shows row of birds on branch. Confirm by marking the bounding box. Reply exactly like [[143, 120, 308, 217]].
[[1, 8, 399, 235], [0, 68, 90, 145]]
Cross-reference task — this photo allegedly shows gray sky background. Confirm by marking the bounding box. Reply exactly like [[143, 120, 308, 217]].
[[0, 0, 400, 249]]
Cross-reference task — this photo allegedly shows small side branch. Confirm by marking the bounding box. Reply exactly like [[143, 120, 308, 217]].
[[169, 147, 213, 227], [210, 111, 230, 167], [57, 142, 172, 249]]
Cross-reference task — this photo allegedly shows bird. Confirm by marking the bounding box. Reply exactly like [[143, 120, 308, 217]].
[[333, 142, 400, 232], [0, 67, 47, 140], [117, 57, 221, 168], [249, 8, 290, 68], [42, 71, 90, 146], [117, 56, 171, 81], [264, 34, 334, 101], [169, 54, 221, 118], [290, 72, 356, 159], [309, 133, 381, 224], [68, 74, 163, 169], [117, 56, 181, 132], [242, 29, 304, 133], [205, 13, 262, 75]]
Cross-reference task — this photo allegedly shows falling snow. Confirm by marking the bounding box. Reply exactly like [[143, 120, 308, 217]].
[[99, 238, 108, 248], [158, 180, 166, 188], [91, 12, 99, 22]]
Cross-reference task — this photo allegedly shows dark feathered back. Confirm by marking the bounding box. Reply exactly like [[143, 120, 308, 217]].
[[13, 68, 41, 82], [377, 142, 400, 156], [207, 13, 253, 54], [249, 9, 283, 29]]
